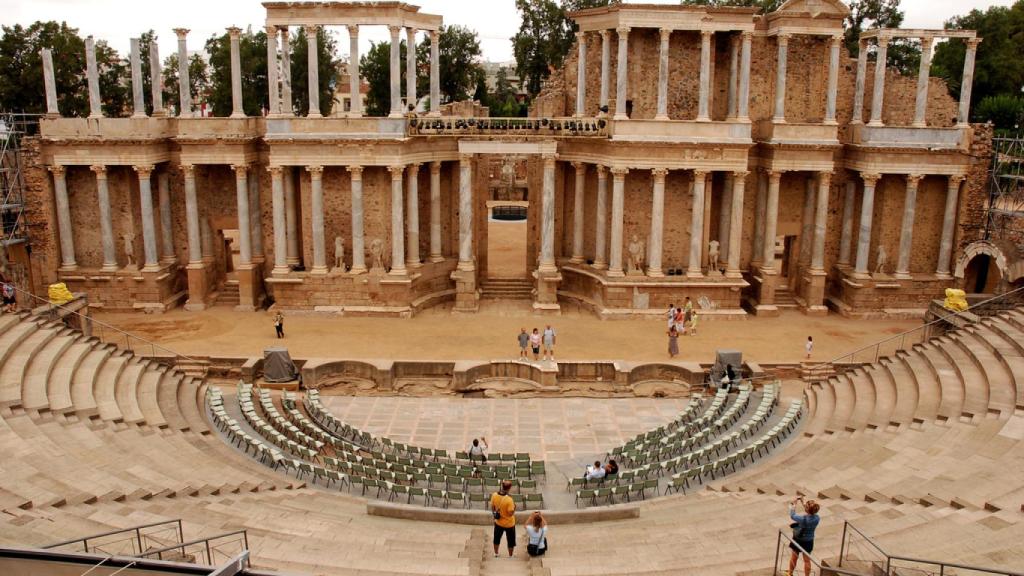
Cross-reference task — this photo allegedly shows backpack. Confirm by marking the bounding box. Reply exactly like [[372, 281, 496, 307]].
[[2, 283, 13, 298]]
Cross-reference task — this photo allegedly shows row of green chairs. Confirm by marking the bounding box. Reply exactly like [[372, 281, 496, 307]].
[[575, 479, 659, 507]]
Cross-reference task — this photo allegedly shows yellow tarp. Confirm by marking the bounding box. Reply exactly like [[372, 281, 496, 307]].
[[944, 288, 968, 312], [47, 283, 74, 305]]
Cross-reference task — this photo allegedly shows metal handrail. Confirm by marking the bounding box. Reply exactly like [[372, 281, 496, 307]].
[[138, 530, 248, 564], [6, 283, 197, 362], [43, 519, 183, 552], [773, 530, 870, 576], [839, 521, 1024, 576]]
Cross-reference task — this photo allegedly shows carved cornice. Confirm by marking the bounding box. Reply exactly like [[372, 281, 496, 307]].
[[90, 165, 107, 178]]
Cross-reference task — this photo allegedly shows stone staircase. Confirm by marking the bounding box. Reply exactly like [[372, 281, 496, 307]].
[[480, 278, 534, 300], [215, 279, 241, 307], [774, 286, 798, 309]]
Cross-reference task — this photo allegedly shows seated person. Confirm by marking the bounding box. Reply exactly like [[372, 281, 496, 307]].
[[469, 437, 488, 463], [584, 460, 607, 482], [604, 459, 619, 477]]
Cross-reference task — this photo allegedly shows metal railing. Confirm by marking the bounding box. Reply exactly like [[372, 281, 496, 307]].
[[138, 530, 249, 567], [43, 519, 183, 557], [6, 283, 197, 362], [839, 521, 1024, 576], [773, 529, 869, 576]]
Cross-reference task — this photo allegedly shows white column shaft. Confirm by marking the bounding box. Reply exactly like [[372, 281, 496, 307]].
[[599, 31, 611, 114], [838, 181, 856, 266], [773, 36, 789, 122], [271, 168, 288, 273], [175, 30, 193, 117], [825, 37, 840, 123], [389, 27, 402, 117], [763, 172, 781, 269], [608, 170, 626, 275], [149, 42, 164, 115], [406, 28, 417, 111], [458, 158, 474, 269], [688, 172, 707, 277], [914, 37, 934, 126], [937, 177, 962, 276], [869, 40, 889, 126], [85, 38, 102, 118], [349, 168, 366, 273], [130, 39, 146, 117], [234, 167, 252, 265], [281, 28, 293, 115], [648, 169, 666, 276], [228, 30, 244, 117], [811, 173, 830, 271], [726, 173, 746, 276], [656, 30, 670, 120], [698, 31, 713, 121], [895, 176, 921, 277], [429, 162, 442, 260], [407, 165, 420, 266], [307, 26, 321, 117], [594, 168, 608, 269], [42, 49, 59, 115], [958, 41, 980, 125], [540, 158, 557, 272], [854, 176, 879, 275], [183, 167, 201, 263], [93, 167, 116, 269], [576, 33, 588, 117], [614, 28, 629, 120], [390, 168, 406, 273], [137, 168, 159, 268], [266, 26, 280, 115], [52, 168, 75, 267], [738, 33, 752, 120], [348, 26, 362, 116], [429, 30, 440, 115], [571, 164, 585, 262], [309, 167, 326, 272], [852, 40, 868, 124]]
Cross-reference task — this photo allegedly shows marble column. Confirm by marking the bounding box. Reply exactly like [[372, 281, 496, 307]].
[[284, 168, 299, 266], [135, 165, 159, 270], [655, 29, 670, 120], [727, 35, 739, 119], [614, 27, 630, 120], [158, 171, 174, 263], [913, 36, 934, 127], [406, 163, 421, 267], [308, 165, 326, 273], [869, 38, 889, 126], [406, 28, 417, 112], [838, 180, 856, 266], [429, 161, 443, 261], [85, 37, 102, 118], [248, 170, 263, 262], [389, 166, 406, 275], [348, 26, 362, 117], [540, 156, 557, 273], [799, 175, 816, 265], [698, 29, 713, 122], [773, 34, 790, 122], [811, 172, 830, 272], [174, 29, 192, 117], [936, 176, 963, 278], [233, 164, 252, 266], [738, 32, 752, 121], [389, 26, 403, 118], [752, 170, 767, 269], [50, 166, 75, 268], [306, 25, 322, 118], [183, 165, 201, 264], [825, 35, 841, 124], [895, 174, 922, 278], [149, 41, 164, 116], [130, 39, 146, 118], [576, 32, 588, 117], [200, 209, 213, 261], [571, 162, 586, 263], [726, 172, 747, 277], [594, 166, 609, 269], [91, 165, 117, 270], [648, 168, 667, 277], [719, 174, 733, 259], [265, 25, 280, 116], [429, 30, 440, 116], [41, 49, 59, 116], [762, 171, 782, 271], [851, 39, 868, 124], [227, 28, 244, 117], [688, 170, 708, 277], [958, 39, 981, 126], [854, 173, 881, 276], [608, 167, 627, 276], [348, 166, 367, 273], [458, 155, 474, 271], [281, 27, 293, 115], [270, 166, 288, 274], [599, 30, 611, 115]]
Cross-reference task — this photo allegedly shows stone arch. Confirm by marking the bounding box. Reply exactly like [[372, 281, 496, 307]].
[[954, 240, 1010, 280]]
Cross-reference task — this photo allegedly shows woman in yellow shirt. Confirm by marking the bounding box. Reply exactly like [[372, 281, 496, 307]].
[[490, 480, 516, 557]]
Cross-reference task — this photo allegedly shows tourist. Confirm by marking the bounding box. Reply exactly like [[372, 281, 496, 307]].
[[469, 437, 488, 464], [273, 311, 284, 339], [689, 310, 699, 336], [604, 459, 619, 478], [666, 304, 677, 329], [674, 306, 685, 333], [786, 497, 821, 576], [1, 279, 15, 313], [584, 460, 606, 482], [530, 328, 541, 361], [542, 325, 557, 361], [518, 328, 529, 360], [683, 296, 693, 323], [805, 336, 813, 359], [491, 480, 517, 558], [668, 325, 679, 358], [525, 511, 548, 557]]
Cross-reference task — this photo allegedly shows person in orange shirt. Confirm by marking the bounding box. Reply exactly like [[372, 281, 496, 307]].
[[490, 480, 517, 557]]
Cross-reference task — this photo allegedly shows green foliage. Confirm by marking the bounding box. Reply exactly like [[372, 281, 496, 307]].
[[205, 28, 268, 117], [288, 26, 339, 116], [0, 21, 87, 115], [161, 52, 210, 114], [512, 0, 610, 97], [94, 40, 129, 117], [486, 66, 527, 117], [360, 39, 406, 117], [842, 0, 920, 76], [137, 30, 156, 115], [975, 95, 1024, 130], [416, 25, 484, 105], [931, 2, 1024, 117]]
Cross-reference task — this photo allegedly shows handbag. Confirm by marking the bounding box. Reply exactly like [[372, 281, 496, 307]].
[[790, 521, 803, 540]]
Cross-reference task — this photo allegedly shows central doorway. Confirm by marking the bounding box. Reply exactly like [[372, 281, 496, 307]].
[[486, 201, 529, 279]]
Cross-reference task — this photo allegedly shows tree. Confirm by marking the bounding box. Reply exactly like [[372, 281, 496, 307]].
[[162, 52, 210, 114], [95, 40, 129, 117], [0, 21, 87, 115], [360, 39, 407, 117], [975, 95, 1024, 130], [416, 25, 483, 105], [487, 66, 525, 117], [289, 26, 339, 116], [137, 30, 157, 115], [205, 28, 268, 117], [931, 2, 1024, 120], [843, 0, 919, 76]]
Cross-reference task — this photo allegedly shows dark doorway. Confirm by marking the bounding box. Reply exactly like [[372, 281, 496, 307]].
[[963, 254, 1002, 294]]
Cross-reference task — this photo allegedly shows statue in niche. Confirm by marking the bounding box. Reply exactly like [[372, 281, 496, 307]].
[[875, 245, 888, 276], [123, 232, 136, 269], [707, 240, 721, 275], [334, 236, 346, 271], [627, 234, 645, 275], [369, 238, 385, 273]]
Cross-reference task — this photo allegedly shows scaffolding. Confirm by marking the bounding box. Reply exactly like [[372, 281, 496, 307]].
[[1, 113, 39, 251], [985, 135, 1024, 240]]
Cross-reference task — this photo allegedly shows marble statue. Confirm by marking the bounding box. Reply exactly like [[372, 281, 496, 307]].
[[334, 236, 345, 271], [123, 232, 136, 268], [627, 234, 645, 274], [875, 245, 888, 275], [370, 238, 385, 272], [708, 239, 721, 274]]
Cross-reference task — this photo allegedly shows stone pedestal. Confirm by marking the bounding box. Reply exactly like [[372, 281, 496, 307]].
[[533, 269, 562, 314], [450, 268, 478, 313], [749, 266, 780, 317], [235, 263, 264, 312], [802, 270, 828, 316], [830, 266, 955, 318], [185, 262, 212, 311], [60, 264, 182, 313]]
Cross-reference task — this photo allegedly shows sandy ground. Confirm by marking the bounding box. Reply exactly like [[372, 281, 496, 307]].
[[486, 218, 528, 278], [91, 303, 919, 364]]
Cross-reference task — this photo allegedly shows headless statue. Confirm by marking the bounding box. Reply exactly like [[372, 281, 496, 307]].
[[334, 236, 345, 271], [123, 232, 136, 268], [708, 239, 721, 273], [370, 238, 385, 272], [875, 245, 888, 275]]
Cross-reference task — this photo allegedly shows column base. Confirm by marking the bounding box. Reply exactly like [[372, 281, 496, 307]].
[[450, 267, 478, 313], [654, 114, 669, 121], [272, 265, 290, 276], [101, 264, 120, 273], [308, 112, 323, 119], [349, 265, 367, 275], [934, 272, 953, 280], [696, 116, 711, 122], [457, 261, 475, 272], [613, 113, 628, 121], [407, 259, 423, 269], [59, 264, 79, 273], [430, 255, 445, 263], [606, 269, 625, 278], [647, 269, 664, 278], [569, 256, 584, 264], [230, 112, 246, 119], [389, 267, 408, 276], [427, 111, 441, 118], [142, 264, 161, 273], [388, 111, 403, 118], [538, 263, 558, 274], [867, 120, 885, 127], [725, 270, 743, 279], [686, 270, 704, 279], [311, 266, 329, 275], [286, 257, 301, 266], [893, 272, 912, 280], [593, 261, 608, 271]]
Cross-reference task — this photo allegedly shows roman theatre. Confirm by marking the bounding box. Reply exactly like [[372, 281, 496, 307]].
[[2, 1, 1024, 576]]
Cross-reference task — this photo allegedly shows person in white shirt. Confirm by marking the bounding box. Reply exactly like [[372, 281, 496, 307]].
[[584, 460, 606, 482], [526, 511, 549, 557], [469, 437, 488, 464], [805, 336, 814, 359]]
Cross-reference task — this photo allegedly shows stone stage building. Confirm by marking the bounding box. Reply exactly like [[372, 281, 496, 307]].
[[21, 0, 991, 319]]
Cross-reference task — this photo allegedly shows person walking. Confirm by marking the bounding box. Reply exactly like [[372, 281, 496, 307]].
[[542, 325, 557, 361], [525, 511, 549, 557], [668, 325, 680, 358], [689, 310, 699, 336], [530, 328, 541, 362], [273, 311, 284, 339], [490, 480, 517, 558], [786, 497, 821, 576], [518, 328, 530, 361], [666, 304, 677, 330], [805, 336, 813, 359]]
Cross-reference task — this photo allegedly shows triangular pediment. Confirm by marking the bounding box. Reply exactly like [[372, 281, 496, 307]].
[[775, 0, 851, 18]]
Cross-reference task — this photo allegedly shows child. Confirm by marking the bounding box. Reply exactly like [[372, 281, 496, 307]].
[[805, 336, 813, 359], [689, 310, 699, 336]]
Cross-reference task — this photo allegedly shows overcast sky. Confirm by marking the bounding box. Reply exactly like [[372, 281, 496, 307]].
[[2, 0, 1016, 64]]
